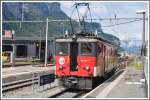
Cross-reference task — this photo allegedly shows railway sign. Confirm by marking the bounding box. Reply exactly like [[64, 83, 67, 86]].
[[59, 57, 65, 65], [39, 74, 55, 86]]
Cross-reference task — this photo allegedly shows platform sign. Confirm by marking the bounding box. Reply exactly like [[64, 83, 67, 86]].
[[4, 30, 12, 38], [39, 74, 55, 86]]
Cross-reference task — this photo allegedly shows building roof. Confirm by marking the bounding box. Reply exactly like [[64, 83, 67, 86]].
[[2, 36, 55, 41]]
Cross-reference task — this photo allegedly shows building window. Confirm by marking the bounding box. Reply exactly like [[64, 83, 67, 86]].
[[16, 45, 27, 58]]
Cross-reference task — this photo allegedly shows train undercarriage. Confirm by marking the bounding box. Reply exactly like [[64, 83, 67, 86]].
[[58, 68, 116, 90]]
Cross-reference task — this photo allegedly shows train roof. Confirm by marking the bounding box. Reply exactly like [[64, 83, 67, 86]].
[[56, 38, 97, 42], [55, 34, 117, 48]]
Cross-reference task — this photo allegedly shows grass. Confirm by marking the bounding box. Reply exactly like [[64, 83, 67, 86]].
[[128, 59, 143, 70]]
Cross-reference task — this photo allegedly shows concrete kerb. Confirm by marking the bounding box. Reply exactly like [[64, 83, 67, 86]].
[[82, 69, 126, 98]]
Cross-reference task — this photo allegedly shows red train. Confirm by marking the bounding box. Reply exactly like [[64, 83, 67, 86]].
[[55, 33, 118, 89]]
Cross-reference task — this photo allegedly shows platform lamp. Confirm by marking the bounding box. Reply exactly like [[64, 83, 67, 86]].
[[136, 10, 146, 57], [136, 10, 146, 79], [11, 30, 15, 68]]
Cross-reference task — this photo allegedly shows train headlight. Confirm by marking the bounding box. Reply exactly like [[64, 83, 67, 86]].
[[57, 67, 60, 70], [59, 66, 63, 70], [85, 66, 90, 71]]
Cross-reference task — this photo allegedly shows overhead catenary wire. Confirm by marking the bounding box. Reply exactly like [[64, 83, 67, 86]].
[[2, 18, 147, 23], [87, 4, 94, 32], [101, 19, 142, 27], [2, 18, 145, 34], [108, 3, 118, 19], [69, 6, 77, 34], [107, 3, 118, 34], [104, 4, 112, 23], [103, 4, 113, 33]]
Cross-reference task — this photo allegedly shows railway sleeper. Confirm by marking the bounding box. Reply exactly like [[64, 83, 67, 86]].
[[2, 78, 38, 92]]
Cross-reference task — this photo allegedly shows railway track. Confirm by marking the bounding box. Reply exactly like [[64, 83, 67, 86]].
[[49, 69, 119, 98], [49, 75, 109, 98], [49, 67, 126, 98], [2, 61, 130, 98], [2, 77, 39, 92], [49, 89, 89, 98]]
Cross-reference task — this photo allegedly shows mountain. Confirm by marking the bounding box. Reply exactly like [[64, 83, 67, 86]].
[[98, 32, 120, 46], [120, 40, 142, 55], [2, 2, 120, 47]]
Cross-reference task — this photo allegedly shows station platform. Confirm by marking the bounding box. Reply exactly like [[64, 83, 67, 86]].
[[2, 65, 55, 84], [105, 67, 147, 98], [83, 66, 148, 98]]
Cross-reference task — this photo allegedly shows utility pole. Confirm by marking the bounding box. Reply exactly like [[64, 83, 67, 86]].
[[12, 30, 15, 68], [61, 22, 64, 34], [63, 22, 64, 34], [39, 30, 41, 59], [20, 2, 24, 28], [45, 18, 48, 67]]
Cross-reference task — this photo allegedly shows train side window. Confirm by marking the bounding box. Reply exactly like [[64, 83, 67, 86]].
[[97, 46, 101, 54]]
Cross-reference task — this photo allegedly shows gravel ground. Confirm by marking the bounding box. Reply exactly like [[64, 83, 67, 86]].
[[2, 80, 66, 98]]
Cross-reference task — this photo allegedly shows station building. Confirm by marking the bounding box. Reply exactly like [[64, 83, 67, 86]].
[[2, 35, 55, 62]]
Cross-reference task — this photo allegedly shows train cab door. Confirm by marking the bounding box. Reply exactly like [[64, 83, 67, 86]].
[[102, 45, 106, 74], [70, 42, 78, 74], [97, 44, 103, 75]]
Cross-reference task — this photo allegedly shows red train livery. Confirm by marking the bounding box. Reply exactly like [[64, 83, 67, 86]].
[[55, 34, 118, 89]]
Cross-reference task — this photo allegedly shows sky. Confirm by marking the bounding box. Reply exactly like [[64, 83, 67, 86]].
[[59, 1, 148, 41]]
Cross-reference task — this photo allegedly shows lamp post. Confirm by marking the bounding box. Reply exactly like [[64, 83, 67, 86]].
[[136, 10, 146, 57], [12, 30, 15, 68], [136, 10, 146, 77], [45, 18, 48, 67]]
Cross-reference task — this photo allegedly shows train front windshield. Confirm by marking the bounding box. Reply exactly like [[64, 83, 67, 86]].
[[56, 42, 69, 56], [56, 42, 96, 56], [79, 42, 96, 56]]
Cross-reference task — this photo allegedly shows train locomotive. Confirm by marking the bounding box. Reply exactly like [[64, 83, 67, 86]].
[[55, 33, 118, 90], [55, 3, 118, 90]]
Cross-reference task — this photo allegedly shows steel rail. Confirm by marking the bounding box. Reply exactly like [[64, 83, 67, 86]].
[[2, 77, 39, 92]]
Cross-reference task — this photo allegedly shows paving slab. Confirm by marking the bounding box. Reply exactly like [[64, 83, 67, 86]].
[[83, 66, 148, 98], [106, 67, 148, 98], [2, 65, 55, 84]]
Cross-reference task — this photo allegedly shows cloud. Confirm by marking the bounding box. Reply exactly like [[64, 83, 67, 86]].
[[91, 3, 108, 13], [61, 2, 74, 10], [60, 2, 148, 41], [61, 2, 74, 16], [61, 2, 109, 19], [128, 41, 134, 47]]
